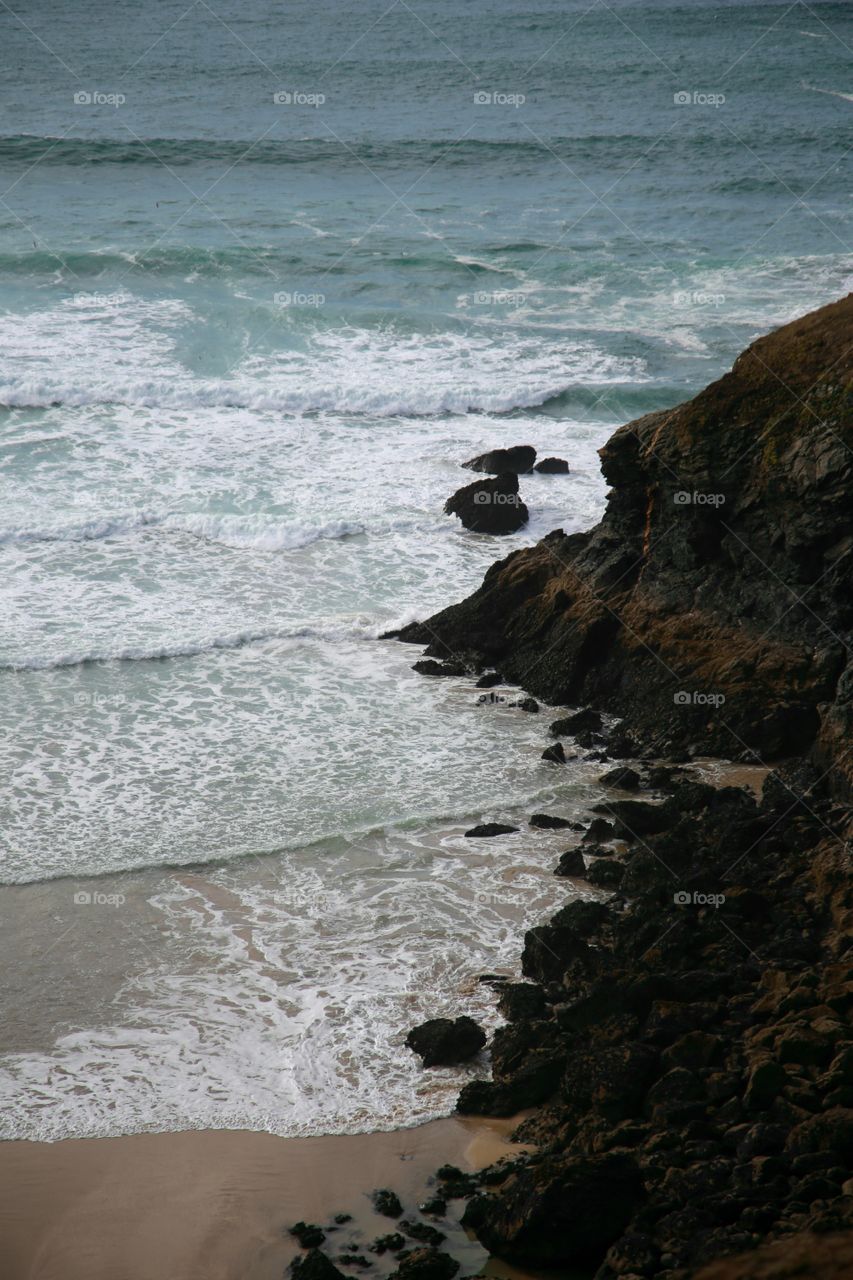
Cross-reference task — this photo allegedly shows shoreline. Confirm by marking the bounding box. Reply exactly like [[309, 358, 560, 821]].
[[0, 1115, 537, 1280]]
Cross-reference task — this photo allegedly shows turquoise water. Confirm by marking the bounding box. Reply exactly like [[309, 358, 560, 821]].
[[0, 0, 850, 1139]]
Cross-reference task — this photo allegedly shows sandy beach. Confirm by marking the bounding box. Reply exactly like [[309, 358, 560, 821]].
[[0, 1116, 535, 1280]]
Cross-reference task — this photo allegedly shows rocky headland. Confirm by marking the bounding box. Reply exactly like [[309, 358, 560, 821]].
[[295, 296, 851, 1280]]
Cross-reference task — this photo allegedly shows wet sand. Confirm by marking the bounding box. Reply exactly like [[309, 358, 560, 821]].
[[0, 1116, 534, 1280]]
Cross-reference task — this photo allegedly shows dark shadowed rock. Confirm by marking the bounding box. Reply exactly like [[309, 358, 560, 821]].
[[290, 1222, 326, 1248], [463, 1153, 643, 1267], [444, 472, 529, 535], [541, 742, 566, 764], [497, 982, 547, 1022], [529, 813, 575, 829], [462, 444, 536, 474], [550, 708, 603, 736], [585, 858, 624, 888], [369, 1232, 405, 1254], [291, 1249, 346, 1280], [405, 1016, 486, 1067], [534, 456, 570, 473], [390, 1247, 460, 1279], [412, 659, 466, 677], [513, 697, 539, 712], [371, 1189, 404, 1217], [583, 817, 616, 842], [600, 766, 641, 790], [554, 847, 586, 876], [464, 822, 518, 838], [475, 671, 504, 688]]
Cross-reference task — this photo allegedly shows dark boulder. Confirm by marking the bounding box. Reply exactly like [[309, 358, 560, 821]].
[[554, 848, 586, 876], [475, 671, 504, 688], [541, 742, 566, 764], [371, 1189, 404, 1218], [457, 1053, 564, 1114], [562, 1041, 658, 1120], [369, 1233, 406, 1254], [522, 925, 589, 983], [592, 798, 672, 837], [513, 696, 539, 712], [534, 456, 570, 473], [497, 982, 547, 1022], [390, 1247, 459, 1279], [550, 898, 610, 937], [462, 444, 536, 474], [464, 1152, 643, 1268], [600, 766, 641, 790], [290, 1223, 326, 1247], [550, 708, 603, 736], [586, 858, 624, 889], [444, 472, 529, 535], [290, 1250, 346, 1280], [529, 813, 575, 829], [464, 822, 518, 838], [405, 1016, 486, 1067], [413, 659, 463, 677]]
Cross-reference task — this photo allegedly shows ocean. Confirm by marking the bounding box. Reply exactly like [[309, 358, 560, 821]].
[[0, 0, 850, 1141]]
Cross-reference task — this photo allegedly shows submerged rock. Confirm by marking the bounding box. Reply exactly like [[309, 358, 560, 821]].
[[405, 1016, 486, 1067], [462, 444, 536, 474], [444, 472, 529, 535]]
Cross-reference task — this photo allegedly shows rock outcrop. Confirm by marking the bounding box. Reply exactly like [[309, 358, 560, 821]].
[[443, 472, 529, 534], [405, 1017, 487, 1067], [406, 295, 853, 789], [462, 445, 536, 474]]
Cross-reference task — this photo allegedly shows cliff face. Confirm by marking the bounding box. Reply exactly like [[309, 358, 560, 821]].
[[400, 294, 853, 787]]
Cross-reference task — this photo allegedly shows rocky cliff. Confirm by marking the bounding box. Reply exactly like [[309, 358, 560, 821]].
[[390, 296, 853, 1280], [400, 294, 853, 789]]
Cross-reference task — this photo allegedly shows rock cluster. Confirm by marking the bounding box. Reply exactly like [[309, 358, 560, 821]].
[[446, 444, 570, 534]]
